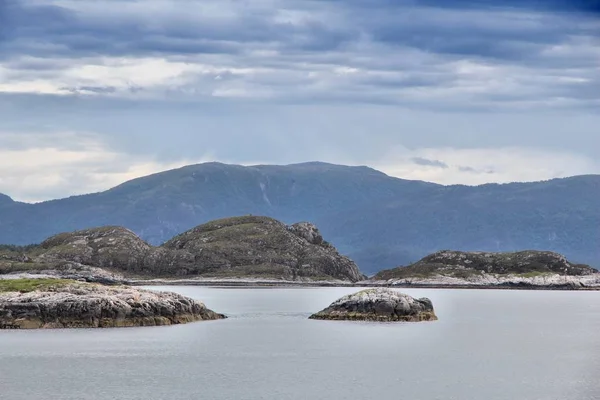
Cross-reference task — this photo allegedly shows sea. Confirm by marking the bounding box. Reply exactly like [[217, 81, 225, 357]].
[[1, 287, 599, 400]]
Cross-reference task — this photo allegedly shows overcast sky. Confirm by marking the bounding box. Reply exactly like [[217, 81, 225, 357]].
[[0, 0, 599, 202]]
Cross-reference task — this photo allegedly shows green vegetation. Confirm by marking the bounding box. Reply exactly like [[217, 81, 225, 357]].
[[0, 278, 73, 293], [0, 244, 39, 253]]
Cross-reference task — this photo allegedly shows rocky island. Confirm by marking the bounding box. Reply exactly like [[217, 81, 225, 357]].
[[0, 279, 225, 329], [2, 218, 600, 290], [0, 216, 365, 284], [309, 288, 437, 322], [372, 250, 600, 289]]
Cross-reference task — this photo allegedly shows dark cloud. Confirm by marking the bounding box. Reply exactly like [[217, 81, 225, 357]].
[[332, 0, 600, 14], [424, 0, 600, 14], [0, 0, 356, 60], [412, 157, 449, 168], [0, 1, 597, 121], [0, 0, 595, 67]]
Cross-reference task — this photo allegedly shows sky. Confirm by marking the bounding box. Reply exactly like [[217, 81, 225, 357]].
[[0, 0, 599, 202]]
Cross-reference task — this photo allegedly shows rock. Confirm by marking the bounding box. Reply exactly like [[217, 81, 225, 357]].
[[0, 280, 225, 329], [374, 250, 598, 282], [288, 222, 324, 245], [4, 216, 365, 283], [309, 288, 438, 322]]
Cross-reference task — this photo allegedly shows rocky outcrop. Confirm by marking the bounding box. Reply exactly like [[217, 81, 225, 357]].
[[0, 280, 225, 329], [163, 216, 364, 281], [1, 216, 365, 282], [38, 226, 154, 268], [375, 250, 597, 279], [309, 288, 437, 322], [287, 222, 325, 245]]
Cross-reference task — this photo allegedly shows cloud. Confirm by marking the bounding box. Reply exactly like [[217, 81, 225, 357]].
[[376, 146, 600, 185], [411, 157, 449, 169], [0, 131, 212, 202], [0, 0, 598, 199], [1, 129, 598, 202], [0, 0, 597, 110]]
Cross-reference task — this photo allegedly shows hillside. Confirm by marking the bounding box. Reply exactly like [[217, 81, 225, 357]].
[[374, 250, 598, 281], [0, 216, 365, 282], [0, 162, 599, 274]]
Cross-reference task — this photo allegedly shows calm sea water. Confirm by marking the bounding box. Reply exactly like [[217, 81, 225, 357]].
[[1, 287, 599, 400]]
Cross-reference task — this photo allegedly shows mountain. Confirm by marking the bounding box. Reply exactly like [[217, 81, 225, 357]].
[[0, 193, 14, 206], [0, 216, 365, 282], [0, 162, 598, 275]]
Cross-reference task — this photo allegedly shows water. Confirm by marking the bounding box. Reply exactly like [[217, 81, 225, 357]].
[[1, 287, 599, 400]]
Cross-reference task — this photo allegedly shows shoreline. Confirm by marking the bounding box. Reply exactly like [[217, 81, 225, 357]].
[[3, 273, 599, 291], [128, 279, 600, 291]]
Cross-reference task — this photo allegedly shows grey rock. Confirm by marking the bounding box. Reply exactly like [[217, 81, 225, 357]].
[[288, 222, 324, 245], [309, 288, 438, 322], [0, 281, 225, 329]]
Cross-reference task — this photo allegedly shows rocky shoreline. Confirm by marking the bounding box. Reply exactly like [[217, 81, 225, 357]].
[[3, 272, 600, 290], [0, 280, 225, 329], [367, 271, 600, 290]]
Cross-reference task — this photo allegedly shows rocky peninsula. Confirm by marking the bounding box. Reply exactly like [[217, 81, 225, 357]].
[[372, 250, 600, 289], [309, 288, 437, 322], [0, 216, 364, 283], [0, 279, 225, 329]]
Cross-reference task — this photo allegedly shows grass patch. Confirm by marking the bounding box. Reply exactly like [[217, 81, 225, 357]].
[[0, 278, 74, 293]]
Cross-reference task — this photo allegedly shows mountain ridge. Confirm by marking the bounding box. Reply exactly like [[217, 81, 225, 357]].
[[0, 162, 598, 274], [3, 163, 599, 205]]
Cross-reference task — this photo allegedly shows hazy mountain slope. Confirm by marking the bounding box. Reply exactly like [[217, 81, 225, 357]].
[[0, 162, 434, 246], [0, 162, 598, 275], [325, 176, 600, 273]]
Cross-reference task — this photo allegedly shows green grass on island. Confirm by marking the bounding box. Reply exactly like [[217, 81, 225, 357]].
[[0, 278, 74, 293]]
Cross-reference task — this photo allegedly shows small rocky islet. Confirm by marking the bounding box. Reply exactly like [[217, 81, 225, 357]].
[[0, 279, 225, 329], [373, 250, 599, 289], [309, 288, 438, 322]]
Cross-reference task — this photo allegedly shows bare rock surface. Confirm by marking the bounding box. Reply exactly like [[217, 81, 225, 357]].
[[309, 288, 438, 322], [0, 280, 225, 329], [368, 273, 600, 289]]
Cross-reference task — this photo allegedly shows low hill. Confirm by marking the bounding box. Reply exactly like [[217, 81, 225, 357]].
[[0, 162, 599, 274], [0, 216, 365, 282], [374, 250, 598, 281]]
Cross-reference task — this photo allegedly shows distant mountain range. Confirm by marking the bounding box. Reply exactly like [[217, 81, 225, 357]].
[[0, 162, 598, 275]]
